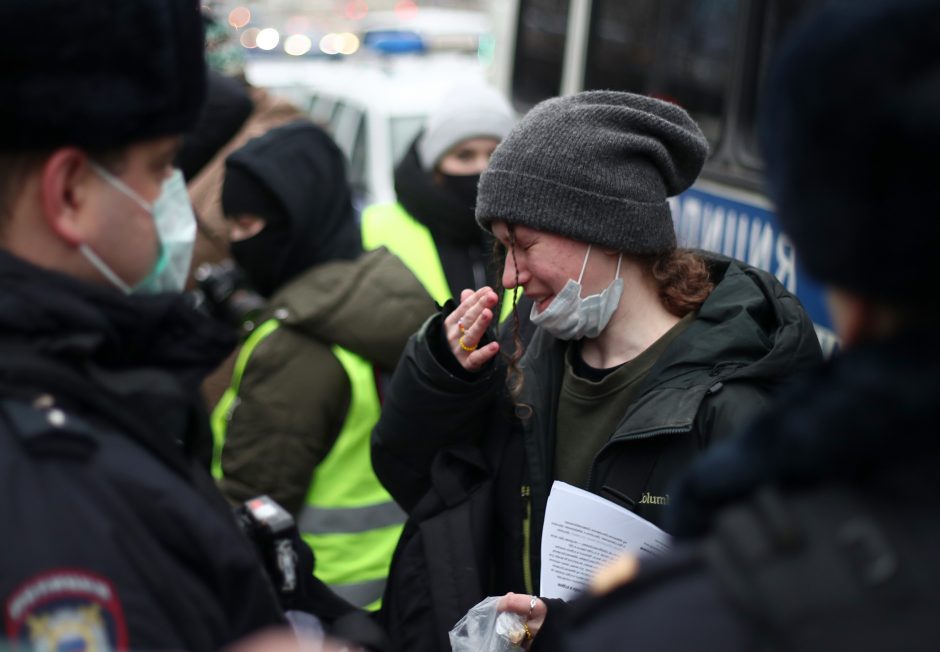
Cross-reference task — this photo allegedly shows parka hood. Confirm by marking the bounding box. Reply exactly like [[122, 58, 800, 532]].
[[649, 252, 822, 390], [650, 251, 822, 384], [266, 248, 435, 371]]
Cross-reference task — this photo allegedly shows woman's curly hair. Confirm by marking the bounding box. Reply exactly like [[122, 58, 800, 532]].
[[643, 249, 714, 317]]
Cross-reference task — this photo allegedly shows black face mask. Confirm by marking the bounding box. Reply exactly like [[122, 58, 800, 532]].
[[439, 172, 482, 210], [229, 224, 290, 298]]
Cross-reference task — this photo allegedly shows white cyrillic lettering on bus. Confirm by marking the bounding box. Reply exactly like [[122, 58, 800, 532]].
[[775, 232, 797, 294], [722, 210, 738, 257], [701, 203, 725, 253], [734, 214, 750, 262], [679, 196, 702, 248], [747, 218, 774, 271], [668, 196, 680, 228]]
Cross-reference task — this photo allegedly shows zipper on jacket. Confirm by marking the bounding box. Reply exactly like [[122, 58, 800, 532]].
[[521, 484, 534, 595], [585, 425, 693, 492]]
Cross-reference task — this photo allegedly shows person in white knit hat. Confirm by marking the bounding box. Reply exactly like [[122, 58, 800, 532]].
[[362, 83, 519, 317]]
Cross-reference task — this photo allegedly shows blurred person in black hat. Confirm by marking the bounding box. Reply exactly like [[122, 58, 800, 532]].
[[0, 2, 329, 650], [502, 0, 940, 650]]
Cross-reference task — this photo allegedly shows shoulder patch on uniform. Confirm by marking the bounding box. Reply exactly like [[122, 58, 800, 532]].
[[4, 569, 128, 651], [0, 398, 98, 459]]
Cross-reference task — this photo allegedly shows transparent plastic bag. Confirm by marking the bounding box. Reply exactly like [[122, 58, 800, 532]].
[[449, 596, 529, 652]]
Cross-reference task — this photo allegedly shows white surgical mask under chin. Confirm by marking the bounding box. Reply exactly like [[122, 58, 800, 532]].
[[80, 166, 196, 295], [529, 244, 624, 340]]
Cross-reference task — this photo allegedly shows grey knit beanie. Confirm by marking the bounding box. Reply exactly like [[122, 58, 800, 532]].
[[417, 83, 516, 173], [476, 91, 708, 254]]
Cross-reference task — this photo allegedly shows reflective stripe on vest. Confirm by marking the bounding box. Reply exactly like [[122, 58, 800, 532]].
[[210, 318, 280, 479], [301, 345, 404, 611], [362, 202, 516, 322], [210, 321, 403, 610]]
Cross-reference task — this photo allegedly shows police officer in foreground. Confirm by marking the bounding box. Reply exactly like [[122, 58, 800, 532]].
[[501, 0, 940, 649], [0, 2, 380, 650]]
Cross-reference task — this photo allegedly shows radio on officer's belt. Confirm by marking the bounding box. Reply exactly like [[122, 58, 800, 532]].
[[244, 496, 294, 535], [236, 495, 299, 594]]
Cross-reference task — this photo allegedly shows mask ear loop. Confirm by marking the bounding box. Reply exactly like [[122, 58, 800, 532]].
[[614, 253, 623, 280], [576, 244, 592, 284], [78, 244, 132, 294], [90, 162, 154, 214]]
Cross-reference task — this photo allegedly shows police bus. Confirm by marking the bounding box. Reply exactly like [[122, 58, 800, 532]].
[[489, 0, 835, 354]]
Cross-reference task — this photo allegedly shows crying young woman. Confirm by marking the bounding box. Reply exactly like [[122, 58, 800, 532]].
[[370, 91, 823, 652]]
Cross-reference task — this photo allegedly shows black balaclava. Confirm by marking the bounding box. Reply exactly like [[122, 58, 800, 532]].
[[395, 139, 484, 245], [438, 171, 483, 215], [222, 165, 290, 297], [222, 120, 361, 298]]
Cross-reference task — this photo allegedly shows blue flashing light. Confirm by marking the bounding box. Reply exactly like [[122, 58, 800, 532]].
[[363, 29, 425, 54]]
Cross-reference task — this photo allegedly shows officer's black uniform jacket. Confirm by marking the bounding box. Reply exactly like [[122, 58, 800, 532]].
[[540, 328, 940, 652], [371, 254, 822, 652], [0, 252, 285, 651]]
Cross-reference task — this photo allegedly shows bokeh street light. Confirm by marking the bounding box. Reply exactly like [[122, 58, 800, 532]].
[[256, 27, 280, 51], [284, 34, 313, 56], [228, 6, 251, 29], [240, 27, 261, 48]]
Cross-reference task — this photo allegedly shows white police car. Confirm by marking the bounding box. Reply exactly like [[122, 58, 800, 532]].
[[247, 56, 487, 209]]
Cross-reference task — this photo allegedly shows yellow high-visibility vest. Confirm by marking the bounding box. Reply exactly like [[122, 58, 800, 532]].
[[212, 319, 402, 610]]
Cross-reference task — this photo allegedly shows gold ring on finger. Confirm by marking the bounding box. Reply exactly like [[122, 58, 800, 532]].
[[459, 336, 477, 352]]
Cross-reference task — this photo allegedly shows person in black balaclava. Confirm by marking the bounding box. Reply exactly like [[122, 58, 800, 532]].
[[221, 121, 361, 297], [361, 83, 530, 334], [213, 120, 435, 619]]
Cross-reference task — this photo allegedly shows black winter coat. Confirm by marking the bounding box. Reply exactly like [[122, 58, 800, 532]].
[[372, 254, 822, 651], [547, 327, 940, 652], [0, 252, 285, 651]]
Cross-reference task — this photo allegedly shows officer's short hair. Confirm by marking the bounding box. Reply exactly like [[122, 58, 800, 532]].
[[0, 148, 128, 234]]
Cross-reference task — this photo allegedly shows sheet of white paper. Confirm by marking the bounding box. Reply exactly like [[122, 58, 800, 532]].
[[539, 481, 673, 600]]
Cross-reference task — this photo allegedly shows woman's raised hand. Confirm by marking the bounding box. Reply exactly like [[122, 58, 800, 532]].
[[444, 287, 501, 372]]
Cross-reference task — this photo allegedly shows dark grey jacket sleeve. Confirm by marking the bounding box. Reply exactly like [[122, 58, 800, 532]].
[[371, 312, 503, 513]]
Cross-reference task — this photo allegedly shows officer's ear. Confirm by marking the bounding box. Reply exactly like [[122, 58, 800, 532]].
[[39, 147, 96, 247], [826, 288, 905, 349]]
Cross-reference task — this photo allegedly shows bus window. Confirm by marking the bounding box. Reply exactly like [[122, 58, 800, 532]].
[[389, 115, 425, 168], [583, 0, 740, 149], [310, 95, 339, 130], [739, 0, 822, 164], [331, 103, 363, 161], [349, 116, 368, 203], [511, 0, 569, 112]]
